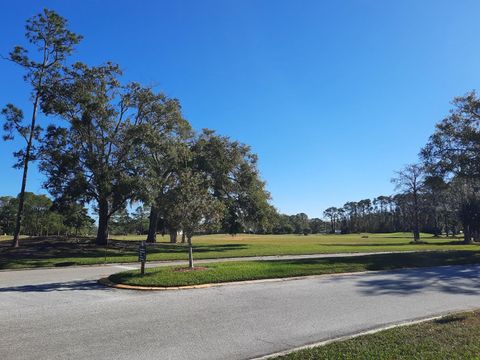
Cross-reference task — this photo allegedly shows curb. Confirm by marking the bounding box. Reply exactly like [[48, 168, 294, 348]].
[[98, 277, 218, 290], [250, 309, 478, 359]]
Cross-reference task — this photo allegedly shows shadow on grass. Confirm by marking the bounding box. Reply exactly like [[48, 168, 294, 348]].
[[0, 280, 108, 293], [320, 243, 419, 247], [151, 243, 249, 254], [435, 315, 467, 324], [320, 241, 474, 247], [0, 239, 250, 269]]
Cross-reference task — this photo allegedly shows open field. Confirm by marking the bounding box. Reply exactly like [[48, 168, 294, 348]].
[[277, 310, 480, 359], [108, 251, 480, 287], [0, 232, 478, 270]]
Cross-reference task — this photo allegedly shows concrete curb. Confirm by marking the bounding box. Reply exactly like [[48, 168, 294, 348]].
[[250, 309, 478, 359]]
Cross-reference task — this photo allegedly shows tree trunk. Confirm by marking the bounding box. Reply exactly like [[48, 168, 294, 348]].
[[464, 225, 472, 244], [473, 231, 480, 243], [146, 205, 158, 243], [96, 198, 109, 246], [187, 235, 193, 269], [413, 193, 420, 242], [12, 75, 43, 247], [169, 229, 177, 243], [181, 232, 186, 243]]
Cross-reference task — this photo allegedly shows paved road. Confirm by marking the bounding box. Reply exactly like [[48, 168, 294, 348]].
[[1, 263, 480, 360]]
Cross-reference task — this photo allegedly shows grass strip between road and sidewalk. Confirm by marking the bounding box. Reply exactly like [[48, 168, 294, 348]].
[[275, 310, 480, 359], [108, 250, 480, 287]]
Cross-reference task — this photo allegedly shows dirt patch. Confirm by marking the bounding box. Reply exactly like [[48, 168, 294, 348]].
[[173, 266, 209, 272]]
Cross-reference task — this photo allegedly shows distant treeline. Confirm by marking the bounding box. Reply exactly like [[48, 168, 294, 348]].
[[0, 193, 94, 236], [323, 92, 480, 244], [323, 193, 458, 236]]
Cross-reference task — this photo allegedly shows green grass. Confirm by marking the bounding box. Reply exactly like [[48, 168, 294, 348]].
[[108, 250, 480, 287], [276, 310, 480, 359], [0, 232, 478, 270]]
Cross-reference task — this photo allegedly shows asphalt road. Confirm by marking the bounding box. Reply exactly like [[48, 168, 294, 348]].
[[1, 263, 480, 359]]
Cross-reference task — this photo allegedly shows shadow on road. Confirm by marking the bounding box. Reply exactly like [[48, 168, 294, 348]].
[[0, 280, 109, 293], [352, 265, 480, 296]]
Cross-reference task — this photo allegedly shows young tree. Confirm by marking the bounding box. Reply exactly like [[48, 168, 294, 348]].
[[164, 170, 224, 268], [392, 164, 425, 242], [2, 9, 82, 247]]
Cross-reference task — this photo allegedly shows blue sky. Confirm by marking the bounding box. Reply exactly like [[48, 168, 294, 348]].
[[1, 0, 480, 218]]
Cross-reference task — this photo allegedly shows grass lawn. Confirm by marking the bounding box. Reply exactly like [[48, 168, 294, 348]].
[[108, 250, 480, 287], [276, 310, 480, 359], [0, 232, 478, 270]]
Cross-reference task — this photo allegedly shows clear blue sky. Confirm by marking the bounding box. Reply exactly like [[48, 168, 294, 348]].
[[1, 0, 480, 218]]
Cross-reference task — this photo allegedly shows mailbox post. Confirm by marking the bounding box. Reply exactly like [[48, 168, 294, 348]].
[[138, 241, 147, 275]]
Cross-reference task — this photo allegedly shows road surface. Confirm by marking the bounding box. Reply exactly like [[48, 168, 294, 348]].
[[1, 262, 479, 359]]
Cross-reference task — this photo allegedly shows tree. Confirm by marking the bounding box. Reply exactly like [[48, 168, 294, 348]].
[[40, 64, 153, 245], [392, 164, 425, 242], [291, 213, 309, 234], [2, 9, 82, 247], [323, 207, 339, 233], [131, 91, 192, 243], [164, 170, 224, 268], [0, 196, 17, 235], [309, 218, 324, 234], [110, 209, 133, 235], [131, 206, 149, 235], [59, 202, 94, 236], [422, 92, 480, 243], [192, 129, 271, 235]]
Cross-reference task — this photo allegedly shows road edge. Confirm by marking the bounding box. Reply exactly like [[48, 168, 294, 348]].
[[251, 309, 478, 359]]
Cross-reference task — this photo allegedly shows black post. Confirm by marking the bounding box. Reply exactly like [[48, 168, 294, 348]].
[[139, 241, 147, 276]]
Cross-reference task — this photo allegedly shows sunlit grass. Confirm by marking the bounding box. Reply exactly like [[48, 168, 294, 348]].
[[277, 311, 480, 359], [1, 232, 477, 270]]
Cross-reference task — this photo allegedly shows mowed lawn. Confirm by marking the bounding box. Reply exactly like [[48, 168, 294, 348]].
[[0, 232, 478, 269], [276, 311, 480, 359]]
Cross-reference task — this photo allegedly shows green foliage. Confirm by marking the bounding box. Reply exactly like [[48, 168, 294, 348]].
[[164, 170, 225, 239], [0, 192, 93, 236], [0, 196, 17, 234], [420, 92, 480, 242], [192, 130, 272, 235], [39, 64, 159, 244]]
